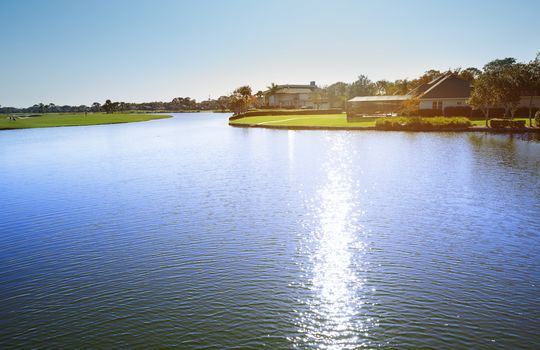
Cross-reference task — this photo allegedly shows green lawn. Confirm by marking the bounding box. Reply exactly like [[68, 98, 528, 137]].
[[231, 114, 533, 129], [0, 113, 172, 130], [230, 114, 377, 128]]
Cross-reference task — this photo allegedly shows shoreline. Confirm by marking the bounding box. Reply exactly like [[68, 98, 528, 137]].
[[229, 122, 540, 133], [0, 113, 172, 131]]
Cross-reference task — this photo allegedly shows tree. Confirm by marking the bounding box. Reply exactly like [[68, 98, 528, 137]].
[[459, 67, 482, 82], [402, 96, 420, 116], [228, 86, 253, 115], [234, 85, 252, 99], [483, 57, 516, 72], [374, 80, 391, 95], [227, 94, 247, 115], [266, 83, 280, 106], [469, 73, 497, 126], [518, 57, 540, 126], [216, 96, 230, 112], [479, 58, 521, 119], [103, 99, 116, 114], [325, 82, 349, 108], [393, 79, 411, 95], [349, 75, 376, 98], [254, 90, 265, 107], [415, 69, 444, 86], [91, 102, 101, 112], [310, 89, 327, 110]]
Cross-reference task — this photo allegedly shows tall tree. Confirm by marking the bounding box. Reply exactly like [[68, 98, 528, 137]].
[[103, 99, 115, 114], [234, 86, 252, 99], [471, 57, 521, 118], [518, 57, 540, 126], [349, 75, 376, 98], [469, 73, 497, 126], [325, 82, 349, 108], [458, 67, 482, 82], [91, 102, 101, 112], [266, 83, 280, 106], [393, 79, 411, 95]]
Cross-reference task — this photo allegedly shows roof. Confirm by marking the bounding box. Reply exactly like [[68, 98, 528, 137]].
[[348, 74, 472, 102], [348, 95, 411, 102], [265, 83, 318, 94], [419, 74, 471, 99], [275, 87, 315, 94], [408, 75, 447, 96], [277, 84, 316, 89]]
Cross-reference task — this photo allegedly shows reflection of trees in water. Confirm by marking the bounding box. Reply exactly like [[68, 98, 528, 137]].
[[515, 132, 540, 143], [468, 133, 540, 173]]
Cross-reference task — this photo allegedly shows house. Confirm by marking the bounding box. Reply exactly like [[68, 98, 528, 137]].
[[265, 81, 328, 109], [348, 73, 540, 120], [347, 74, 471, 119], [414, 74, 471, 111]]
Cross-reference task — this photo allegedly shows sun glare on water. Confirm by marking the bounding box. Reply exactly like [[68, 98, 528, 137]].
[[293, 134, 376, 349]]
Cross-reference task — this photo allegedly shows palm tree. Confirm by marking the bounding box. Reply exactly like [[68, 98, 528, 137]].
[[103, 99, 114, 114], [266, 83, 280, 107]]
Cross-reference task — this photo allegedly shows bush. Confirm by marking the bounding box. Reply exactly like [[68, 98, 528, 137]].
[[489, 119, 526, 129], [237, 108, 342, 117], [444, 106, 472, 117], [374, 116, 472, 130], [418, 109, 441, 117], [535, 111, 540, 127]]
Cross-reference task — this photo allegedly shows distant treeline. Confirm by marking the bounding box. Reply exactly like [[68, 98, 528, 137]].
[[0, 96, 231, 114]]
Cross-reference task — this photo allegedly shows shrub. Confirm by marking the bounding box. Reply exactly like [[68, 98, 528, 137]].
[[418, 109, 441, 117], [374, 116, 471, 130], [444, 106, 472, 117], [237, 108, 342, 117], [489, 119, 526, 129], [535, 111, 540, 127]]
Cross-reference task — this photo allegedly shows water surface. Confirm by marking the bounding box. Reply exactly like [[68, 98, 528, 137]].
[[1, 113, 539, 349]]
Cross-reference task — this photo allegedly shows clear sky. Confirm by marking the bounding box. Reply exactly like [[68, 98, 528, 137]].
[[1, 0, 539, 107]]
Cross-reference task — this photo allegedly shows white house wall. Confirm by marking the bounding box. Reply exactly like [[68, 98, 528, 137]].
[[420, 98, 468, 110], [420, 96, 540, 110]]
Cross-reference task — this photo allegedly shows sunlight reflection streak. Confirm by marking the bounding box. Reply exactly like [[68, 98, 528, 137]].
[[294, 134, 374, 349]]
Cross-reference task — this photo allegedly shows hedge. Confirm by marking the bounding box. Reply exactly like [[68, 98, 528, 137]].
[[489, 119, 526, 129], [233, 108, 342, 118], [375, 117, 472, 131]]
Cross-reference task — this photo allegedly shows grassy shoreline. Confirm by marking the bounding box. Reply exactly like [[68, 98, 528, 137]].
[[229, 114, 538, 132], [0, 113, 172, 130]]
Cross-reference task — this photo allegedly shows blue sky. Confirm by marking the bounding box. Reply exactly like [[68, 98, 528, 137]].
[[1, 0, 539, 107]]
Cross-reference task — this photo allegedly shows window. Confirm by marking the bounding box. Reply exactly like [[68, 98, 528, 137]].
[[432, 101, 443, 110]]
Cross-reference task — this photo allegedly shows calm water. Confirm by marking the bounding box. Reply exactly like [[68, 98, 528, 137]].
[[1, 113, 539, 349]]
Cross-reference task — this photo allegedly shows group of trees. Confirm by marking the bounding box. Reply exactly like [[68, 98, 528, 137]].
[[319, 67, 483, 110], [469, 55, 540, 126], [0, 96, 231, 114]]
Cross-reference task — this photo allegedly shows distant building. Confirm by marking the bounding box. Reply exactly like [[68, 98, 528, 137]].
[[265, 81, 328, 109], [347, 95, 411, 116]]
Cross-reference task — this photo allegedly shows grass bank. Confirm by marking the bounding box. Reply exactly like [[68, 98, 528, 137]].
[[0, 113, 172, 130], [230, 114, 377, 128], [229, 114, 537, 132]]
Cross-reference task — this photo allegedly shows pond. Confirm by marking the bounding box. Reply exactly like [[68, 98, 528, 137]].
[[1, 113, 539, 349]]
